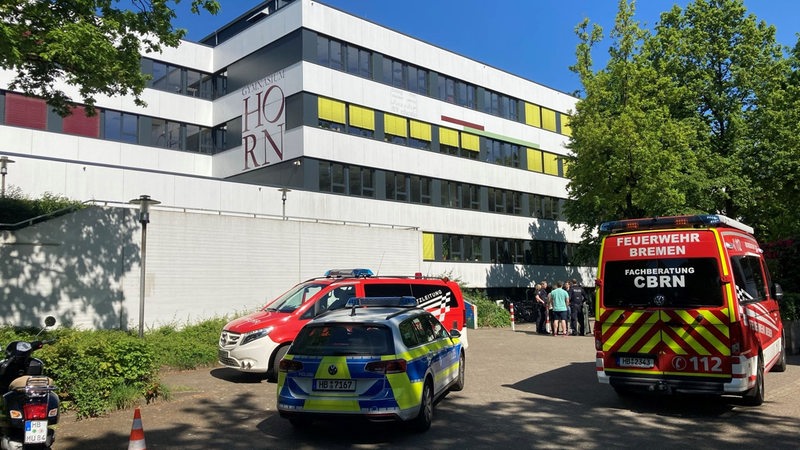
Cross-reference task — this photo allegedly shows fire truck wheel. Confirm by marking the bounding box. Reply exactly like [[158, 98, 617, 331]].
[[742, 355, 764, 406], [773, 331, 787, 373]]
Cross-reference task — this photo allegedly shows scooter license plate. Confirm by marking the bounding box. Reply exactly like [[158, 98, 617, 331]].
[[24, 420, 48, 444]]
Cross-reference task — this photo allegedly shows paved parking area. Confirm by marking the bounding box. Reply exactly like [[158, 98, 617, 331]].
[[57, 324, 800, 449]]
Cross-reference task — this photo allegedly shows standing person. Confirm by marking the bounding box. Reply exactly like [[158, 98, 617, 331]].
[[582, 287, 592, 336], [549, 281, 570, 336], [568, 278, 587, 336], [534, 283, 548, 335]]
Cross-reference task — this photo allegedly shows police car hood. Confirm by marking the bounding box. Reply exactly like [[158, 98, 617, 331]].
[[224, 309, 292, 333]]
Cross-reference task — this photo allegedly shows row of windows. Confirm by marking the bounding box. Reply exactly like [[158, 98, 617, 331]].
[[1, 86, 564, 175], [317, 161, 566, 220], [318, 96, 567, 177], [141, 28, 571, 140], [316, 34, 568, 136], [1, 91, 221, 154], [426, 232, 576, 266], [2, 85, 567, 180], [140, 58, 227, 100]]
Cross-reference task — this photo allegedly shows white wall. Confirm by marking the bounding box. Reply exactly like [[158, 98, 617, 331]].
[[0, 206, 421, 330]]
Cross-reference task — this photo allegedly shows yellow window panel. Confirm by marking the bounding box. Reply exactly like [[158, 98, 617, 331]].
[[544, 152, 559, 175], [560, 113, 572, 136], [385, 113, 407, 137], [422, 233, 435, 260], [318, 97, 345, 124], [440, 127, 459, 147], [542, 108, 557, 132], [349, 105, 375, 130], [461, 132, 479, 152], [410, 120, 431, 141], [527, 148, 543, 172], [525, 103, 541, 128]]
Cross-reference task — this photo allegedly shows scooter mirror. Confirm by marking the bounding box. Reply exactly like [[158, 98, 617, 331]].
[[44, 316, 56, 327]]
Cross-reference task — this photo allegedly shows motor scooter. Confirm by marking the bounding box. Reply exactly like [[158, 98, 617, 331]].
[[0, 316, 59, 449]]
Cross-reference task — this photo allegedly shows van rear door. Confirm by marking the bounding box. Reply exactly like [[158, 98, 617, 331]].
[[598, 229, 733, 387]]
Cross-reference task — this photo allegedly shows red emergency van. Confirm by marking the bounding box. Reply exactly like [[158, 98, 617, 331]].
[[218, 269, 469, 381], [594, 215, 786, 405]]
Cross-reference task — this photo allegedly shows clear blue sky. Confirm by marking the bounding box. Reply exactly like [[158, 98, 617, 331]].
[[173, 0, 800, 95]]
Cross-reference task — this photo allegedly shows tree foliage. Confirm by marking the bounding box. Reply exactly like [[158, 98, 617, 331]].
[[565, 0, 701, 246], [646, 0, 784, 221], [566, 0, 797, 248], [0, 0, 220, 116]]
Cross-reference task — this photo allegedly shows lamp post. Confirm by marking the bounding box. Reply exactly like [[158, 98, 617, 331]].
[[278, 188, 291, 220], [0, 156, 15, 198], [129, 195, 160, 338]]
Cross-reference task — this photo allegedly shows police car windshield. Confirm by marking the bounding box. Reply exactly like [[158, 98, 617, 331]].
[[291, 324, 394, 356], [603, 258, 723, 308], [263, 283, 325, 313]]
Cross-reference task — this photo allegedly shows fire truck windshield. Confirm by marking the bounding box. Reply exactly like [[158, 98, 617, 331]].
[[602, 258, 724, 308], [264, 283, 326, 313]]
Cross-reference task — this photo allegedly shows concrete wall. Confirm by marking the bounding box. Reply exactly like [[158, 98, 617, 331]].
[[0, 206, 421, 330]]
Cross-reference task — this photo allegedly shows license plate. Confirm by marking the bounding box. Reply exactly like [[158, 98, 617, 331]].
[[617, 356, 654, 368], [313, 379, 355, 391], [24, 420, 48, 444]]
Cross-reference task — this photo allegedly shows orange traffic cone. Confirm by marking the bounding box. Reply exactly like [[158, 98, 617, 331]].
[[128, 407, 146, 450]]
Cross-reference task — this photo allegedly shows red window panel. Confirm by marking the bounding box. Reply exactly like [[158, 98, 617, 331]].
[[63, 105, 99, 137], [5, 93, 47, 129]]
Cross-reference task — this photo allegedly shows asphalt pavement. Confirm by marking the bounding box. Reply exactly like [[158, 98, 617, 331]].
[[55, 323, 800, 449]]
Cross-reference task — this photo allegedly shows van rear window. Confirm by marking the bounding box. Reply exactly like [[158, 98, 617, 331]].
[[602, 258, 723, 308], [291, 324, 394, 356]]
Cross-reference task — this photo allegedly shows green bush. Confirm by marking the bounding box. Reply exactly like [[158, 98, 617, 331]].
[[780, 292, 800, 322], [0, 188, 85, 224], [38, 329, 158, 418], [465, 290, 511, 328], [145, 317, 230, 370], [0, 316, 230, 419]]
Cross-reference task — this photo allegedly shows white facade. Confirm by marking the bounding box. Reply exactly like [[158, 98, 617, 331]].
[[0, 0, 591, 329]]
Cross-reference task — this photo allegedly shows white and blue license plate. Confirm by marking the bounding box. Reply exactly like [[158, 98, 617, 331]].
[[24, 420, 48, 444], [617, 356, 655, 368], [313, 379, 355, 391]]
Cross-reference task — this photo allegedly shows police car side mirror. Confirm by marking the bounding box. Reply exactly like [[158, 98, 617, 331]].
[[449, 329, 461, 338], [772, 283, 784, 301]]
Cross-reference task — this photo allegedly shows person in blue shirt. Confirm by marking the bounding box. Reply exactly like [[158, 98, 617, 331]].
[[549, 281, 570, 336]]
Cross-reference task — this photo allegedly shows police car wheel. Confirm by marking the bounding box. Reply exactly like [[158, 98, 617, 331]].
[[742, 355, 764, 406], [411, 380, 433, 432], [451, 351, 466, 392]]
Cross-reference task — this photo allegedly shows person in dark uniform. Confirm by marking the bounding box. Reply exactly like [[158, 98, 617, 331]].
[[535, 281, 549, 334], [568, 278, 587, 336]]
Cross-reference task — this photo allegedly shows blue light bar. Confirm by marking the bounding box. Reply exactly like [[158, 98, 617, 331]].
[[599, 214, 754, 234], [345, 296, 418, 308], [324, 268, 374, 278]]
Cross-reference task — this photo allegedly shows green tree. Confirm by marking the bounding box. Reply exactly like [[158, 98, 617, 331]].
[[566, 0, 792, 250], [0, 0, 220, 116], [745, 38, 800, 240], [565, 0, 700, 249], [644, 0, 784, 220]]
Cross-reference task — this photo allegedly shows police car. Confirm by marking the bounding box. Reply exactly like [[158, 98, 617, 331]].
[[276, 296, 465, 431]]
